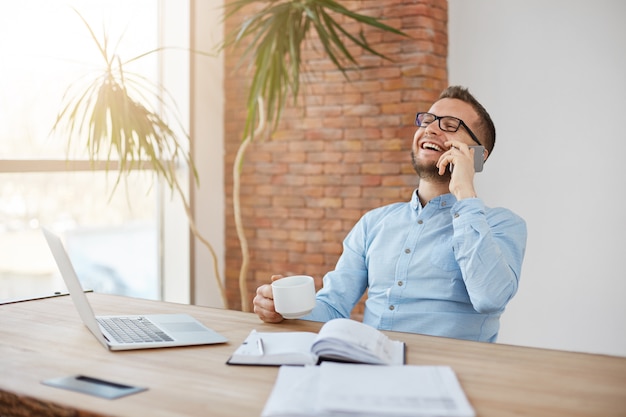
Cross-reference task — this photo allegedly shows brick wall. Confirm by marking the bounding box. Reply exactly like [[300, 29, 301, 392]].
[[223, 0, 448, 311]]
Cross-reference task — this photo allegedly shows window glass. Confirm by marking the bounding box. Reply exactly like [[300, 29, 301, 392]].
[[0, 1, 162, 302]]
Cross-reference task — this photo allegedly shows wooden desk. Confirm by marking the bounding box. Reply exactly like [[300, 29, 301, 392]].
[[1, 293, 624, 417]]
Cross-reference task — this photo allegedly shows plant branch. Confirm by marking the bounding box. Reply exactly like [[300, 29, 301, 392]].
[[171, 170, 228, 308], [233, 98, 265, 312]]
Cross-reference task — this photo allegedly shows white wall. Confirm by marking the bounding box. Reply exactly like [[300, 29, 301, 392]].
[[449, 0, 626, 356], [190, 0, 225, 307], [161, 0, 191, 304]]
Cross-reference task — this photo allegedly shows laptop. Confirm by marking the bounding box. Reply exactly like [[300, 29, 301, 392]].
[[42, 227, 228, 351]]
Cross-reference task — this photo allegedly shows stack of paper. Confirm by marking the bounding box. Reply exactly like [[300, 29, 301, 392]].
[[261, 362, 475, 417]]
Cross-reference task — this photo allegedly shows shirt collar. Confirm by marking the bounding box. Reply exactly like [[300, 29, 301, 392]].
[[411, 189, 457, 212]]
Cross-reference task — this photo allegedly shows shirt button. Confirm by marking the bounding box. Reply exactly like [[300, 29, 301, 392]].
[[442, 201, 447, 207], [417, 220, 423, 224], [397, 281, 403, 286], [454, 213, 460, 218], [404, 248, 410, 254], [389, 305, 395, 311]]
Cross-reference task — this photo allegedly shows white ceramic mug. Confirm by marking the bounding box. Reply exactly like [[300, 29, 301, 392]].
[[271, 275, 316, 319]]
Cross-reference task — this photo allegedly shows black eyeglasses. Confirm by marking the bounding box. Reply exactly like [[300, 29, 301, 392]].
[[415, 112, 482, 147]]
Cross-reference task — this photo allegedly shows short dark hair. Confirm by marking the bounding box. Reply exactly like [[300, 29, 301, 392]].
[[438, 86, 496, 155]]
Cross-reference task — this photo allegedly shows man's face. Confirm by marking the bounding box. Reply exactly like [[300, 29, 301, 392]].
[[411, 98, 481, 181]]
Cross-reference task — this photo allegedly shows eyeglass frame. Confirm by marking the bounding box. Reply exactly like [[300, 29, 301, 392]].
[[414, 112, 483, 147]]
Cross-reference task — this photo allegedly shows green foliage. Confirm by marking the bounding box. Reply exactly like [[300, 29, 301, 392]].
[[222, 0, 408, 141], [52, 9, 197, 195]]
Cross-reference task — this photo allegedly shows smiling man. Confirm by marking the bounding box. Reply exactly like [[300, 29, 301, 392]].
[[253, 86, 527, 343]]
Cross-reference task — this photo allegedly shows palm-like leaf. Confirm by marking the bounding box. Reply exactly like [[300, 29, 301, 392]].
[[52, 9, 197, 194], [222, 0, 408, 141]]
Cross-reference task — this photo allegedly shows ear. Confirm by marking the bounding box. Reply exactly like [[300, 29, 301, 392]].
[[482, 148, 489, 162]]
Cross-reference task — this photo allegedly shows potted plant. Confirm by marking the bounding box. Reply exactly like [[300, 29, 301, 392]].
[[222, 0, 407, 311]]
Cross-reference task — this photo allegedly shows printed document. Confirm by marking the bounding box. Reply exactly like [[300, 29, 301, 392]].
[[261, 362, 475, 417]]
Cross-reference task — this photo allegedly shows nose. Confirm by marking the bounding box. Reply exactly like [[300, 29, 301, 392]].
[[424, 119, 442, 135]]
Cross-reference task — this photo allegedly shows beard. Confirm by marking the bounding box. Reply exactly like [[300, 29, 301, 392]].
[[411, 150, 451, 183]]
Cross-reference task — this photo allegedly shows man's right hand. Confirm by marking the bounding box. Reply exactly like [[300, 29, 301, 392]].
[[252, 275, 285, 323]]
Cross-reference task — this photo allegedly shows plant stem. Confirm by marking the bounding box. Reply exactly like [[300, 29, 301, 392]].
[[172, 172, 228, 309], [233, 135, 252, 312], [233, 99, 265, 312]]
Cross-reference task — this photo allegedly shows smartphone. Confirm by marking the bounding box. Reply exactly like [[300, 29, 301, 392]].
[[448, 145, 485, 173], [470, 145, 485, 172]]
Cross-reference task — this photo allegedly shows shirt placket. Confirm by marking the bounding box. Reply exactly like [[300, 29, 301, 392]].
[[380, 203, 430, 328]]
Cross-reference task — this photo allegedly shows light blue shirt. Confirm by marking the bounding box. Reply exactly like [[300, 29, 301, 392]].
[[302, 190, 527, 342]]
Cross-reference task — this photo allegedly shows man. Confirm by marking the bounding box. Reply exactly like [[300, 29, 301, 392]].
[[253, 86, 527, 342]]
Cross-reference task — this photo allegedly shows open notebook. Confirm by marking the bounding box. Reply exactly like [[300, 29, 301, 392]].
[[42, 227, 228, 351]]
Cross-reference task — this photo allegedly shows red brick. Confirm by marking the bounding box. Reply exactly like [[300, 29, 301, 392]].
[[344, 80, 382, 94], [306, 218, 344, 231], [306, 197, 343, 209], [272, 196, 306, 208], [289, 140, 326, 152], [324, 163, 360, 175], [343, 151, 381, 164], [289, 229, 324, 242], [307, 151, 343, 164], [361, 162, 402, 175], [362, 114, 403, 128], [324, 140, 362, 152], [256, 228, 289, 241], [288, 252, 325, 265], [325, 93, 362, 106], [296, 186, 325, 198], [325, 207, 364, 220], [344, 104, 380, 117], [341, 175, 383, 186], [344, 197, 383, 209], [271, 240, 306, 252], [343, 128, 381, 140], [288, 207, 326, 219], [305, 174, 343, 186]]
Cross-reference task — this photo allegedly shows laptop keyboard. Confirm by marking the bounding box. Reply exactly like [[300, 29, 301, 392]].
[[97, 317, 174, 344]]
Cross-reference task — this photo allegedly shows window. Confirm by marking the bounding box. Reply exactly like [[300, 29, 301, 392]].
[[0, 1, 190, 303]]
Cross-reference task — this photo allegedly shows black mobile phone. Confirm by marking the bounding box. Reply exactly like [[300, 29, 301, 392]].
[[470, 145, 485, 172], [448, 145, 485, 173]]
